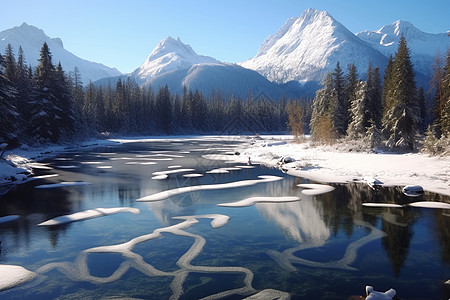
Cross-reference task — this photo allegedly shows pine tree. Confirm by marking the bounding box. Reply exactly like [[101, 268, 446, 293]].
[[154, 85, 172, 134], [29, 42, 61, 143], [382, 36, 419, 150], [347, 80, 367, 138], [0, 52, 20, 145], [53, 62, 75, 139], [332, 61, 348, 136], [369, 66, 382, 129]]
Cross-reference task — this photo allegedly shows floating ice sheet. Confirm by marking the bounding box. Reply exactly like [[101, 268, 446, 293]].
[[183, 173, 204, 178], [152, 169, 195, 176], [0, 215, 20, 224], [137, 175, 283, 202], [0, 265, 37, 291], [97, 166, 112, 169], [206, 169, 230, 174], [362, 203, 404, 208], [168, 165, 182, 169], [35, 181, 92, 189], [38, 207, 141, 226], [243, 289, 290, 300], [35, 214, 258, 299], [218, 196, 300, 207], [151, 174, 168, 180], [56, 165, 79, 169], [297, 183, 335, 195], [408, 201, 450, 209]]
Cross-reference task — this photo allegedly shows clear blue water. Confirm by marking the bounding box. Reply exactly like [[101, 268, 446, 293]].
[[0, 138, 449, 299]]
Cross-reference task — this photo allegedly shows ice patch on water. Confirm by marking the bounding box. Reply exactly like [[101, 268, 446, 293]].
[[0, 265, 37, 291], [33, 174, 59, 179], [97, 166, 113, 169], [28, 163, 53, 170], [125, 162, 139, 165], [168, 165, 182, 169], [152, 169, 195, 176], [297, 183, 335, 195], [0, 215, 20, 224], [137, 175, 283, 202], [38, 207, 140, 226], [243, 289, 290, 300], [35, 182, 92, 189], [36, 214, 259, 299], [57, 165, 79, 169], [218, 196, 300, 207], [151, 174, 168, 180], [363, 203, 404, 208], [206, 169, 230, 174], [81, 161, 102, 165], [139, 162, 157, 165], [408, 201, 450, 209], [182, 173, 203, 178]]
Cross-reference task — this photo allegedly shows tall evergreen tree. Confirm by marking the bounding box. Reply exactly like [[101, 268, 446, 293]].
[[155, 85, 172, 134], [0, 52, 20, 145], [382, 36, 419, 150], [53, 62, 75, 138], [332, 61, 348, 136], [29, 42, 61, 143]]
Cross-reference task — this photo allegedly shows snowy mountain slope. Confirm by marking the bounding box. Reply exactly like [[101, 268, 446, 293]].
[[95, 36, 310, 99], [356, 21, 450, 76], [240, 8, 388, 84], [139, 62, 307, 99], [0, 23, 122, 83]]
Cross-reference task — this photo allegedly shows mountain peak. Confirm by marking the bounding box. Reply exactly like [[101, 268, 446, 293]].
[[378, 20, 425, 39], [0, 23, 122, 82], [149, 36, 197, 60], [135, 37, 219, 79], [241, 8, 385, 83]]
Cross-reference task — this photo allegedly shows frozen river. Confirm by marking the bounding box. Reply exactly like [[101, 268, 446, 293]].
[[0, 137, 449, 299]]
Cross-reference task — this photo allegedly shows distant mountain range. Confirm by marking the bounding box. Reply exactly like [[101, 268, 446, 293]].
[[0, 23, 122, 83], [1, 9, 449, 98]]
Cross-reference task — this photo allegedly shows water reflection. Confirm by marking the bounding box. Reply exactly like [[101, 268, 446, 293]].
[[257, 200, 330, 246]]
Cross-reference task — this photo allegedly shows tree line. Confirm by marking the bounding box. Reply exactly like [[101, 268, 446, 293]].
[[0, 42, 312, 148], [302, 36, 450, 153]]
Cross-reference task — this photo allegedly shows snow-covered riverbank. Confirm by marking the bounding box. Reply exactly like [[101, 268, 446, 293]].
[[232, 137, 450, 197], [1, 135, 449, 197]]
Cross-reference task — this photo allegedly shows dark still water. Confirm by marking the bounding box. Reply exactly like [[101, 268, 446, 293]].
[[0, 137, 449, 299]]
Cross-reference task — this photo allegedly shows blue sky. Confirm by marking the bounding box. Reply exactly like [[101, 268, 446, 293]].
[[1, 0, 449, 73]]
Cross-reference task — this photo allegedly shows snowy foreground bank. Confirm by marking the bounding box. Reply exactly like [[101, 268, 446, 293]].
[[1, 135, 449, 197]]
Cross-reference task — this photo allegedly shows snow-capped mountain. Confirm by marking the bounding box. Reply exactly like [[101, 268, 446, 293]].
[[356, 21, 450, 76], [108, 36, 310, 99], [240, 8, 387, 84], [133, 37, 219, 80], [0, 23, 122, 83]]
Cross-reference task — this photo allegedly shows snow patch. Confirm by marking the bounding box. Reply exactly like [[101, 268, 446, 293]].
[[137, 175, 283, 202], [38, 207, 140, 226], [0, 265, 37, 291], [297, 183, 335, 195], [218, 196, 300, 207]]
